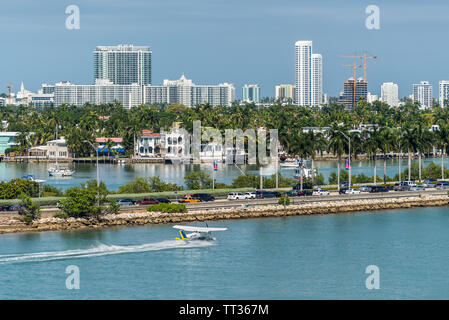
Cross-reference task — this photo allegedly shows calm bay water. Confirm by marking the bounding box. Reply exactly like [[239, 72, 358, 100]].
[[0, 157, 446, 190], [1, 206, 449, 299]]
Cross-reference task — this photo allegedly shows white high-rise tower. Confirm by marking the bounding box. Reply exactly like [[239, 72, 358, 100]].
[[295, 41, 312, 106], [439, 80, 449, 107], [381, 82, 399, 107], [311, 53, 323, 106]]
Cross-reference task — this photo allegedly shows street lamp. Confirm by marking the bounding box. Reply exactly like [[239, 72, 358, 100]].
[[84, 140, 100, 206], [341, 132, 351, 189]]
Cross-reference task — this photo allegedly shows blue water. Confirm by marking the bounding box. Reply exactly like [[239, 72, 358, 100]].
[[0, 157, 446, 190], [1, 206, 449, 299]]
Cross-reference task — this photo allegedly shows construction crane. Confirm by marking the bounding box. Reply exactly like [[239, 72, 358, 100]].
[[342, 61, 361, 108], [341, 52, 376, 82]]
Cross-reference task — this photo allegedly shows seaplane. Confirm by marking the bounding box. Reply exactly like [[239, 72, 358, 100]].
[[173, 225, 227, 241]]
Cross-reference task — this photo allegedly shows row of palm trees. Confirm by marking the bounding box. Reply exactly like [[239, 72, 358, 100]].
[[286, 122, 449, 189]]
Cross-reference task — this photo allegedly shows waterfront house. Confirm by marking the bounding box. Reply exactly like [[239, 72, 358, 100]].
[[95, 138, 125, 156], [28, 137, 70, 159], [161, 127, 191, 162], [0, 132, 20, 156], [135, 130, 162, 158]]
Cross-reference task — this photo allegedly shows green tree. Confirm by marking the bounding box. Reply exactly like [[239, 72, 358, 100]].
[[184, 170, 212, 189], [60, 186, 101, 218]]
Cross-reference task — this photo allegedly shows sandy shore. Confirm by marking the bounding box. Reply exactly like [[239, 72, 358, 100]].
[[1, 194, 448, 234]]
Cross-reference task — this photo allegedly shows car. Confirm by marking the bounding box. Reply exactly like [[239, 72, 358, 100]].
[[136, 198, 159, 205], [393, 183, 401, 191], [359, 186, 372, 192], [227, 192, 246, 200], [369, 186, 389, 193], [312, 188, 330, 196], [435, 181, 449, 189], [116, 198, 136, 206], [178, 196, 201, 203], [244, 192, 256, 199], [345, 188, 361, 194], [409, 185, 425, 191], [293, 183, 313, 190], [422, 179, 438, 188], [299, 190, 313, 196], [384, 185, 394, 191], [339, 187, 349, 195], [255, 190, 277, 198], [340, 181, 349, 187], [192, 193, 215, 202], [154, 197, 171, 204]]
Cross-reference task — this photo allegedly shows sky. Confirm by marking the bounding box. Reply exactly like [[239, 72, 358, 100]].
[[0, 0, 448, 99]]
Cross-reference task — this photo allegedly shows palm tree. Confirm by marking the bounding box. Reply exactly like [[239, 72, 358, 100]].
[[401, 126, 419, 181], [326, 122, 349, 190], [305, 130, 327, 186]]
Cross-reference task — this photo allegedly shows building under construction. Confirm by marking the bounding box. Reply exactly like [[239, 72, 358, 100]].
[[340, 77, 367, 109]]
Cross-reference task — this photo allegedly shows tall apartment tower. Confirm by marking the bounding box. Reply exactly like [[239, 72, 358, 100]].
[[275, 84, 295, 102], [413, 81, 433, 109], [311, 53, 323, 106], [242, 84, 260, 103], [439, 80, 449, 107], [381, 82, 399, 107], [295, 41, 322, 107], [93, 45, 152, 85]]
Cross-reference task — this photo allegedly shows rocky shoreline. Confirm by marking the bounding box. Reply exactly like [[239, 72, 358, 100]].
[[1, 194, 448, 235]]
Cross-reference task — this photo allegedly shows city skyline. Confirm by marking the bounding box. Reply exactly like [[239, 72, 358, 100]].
[[1, 0, 449, 100]]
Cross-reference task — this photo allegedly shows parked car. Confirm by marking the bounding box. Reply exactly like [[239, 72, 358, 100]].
[[369, 186, 389, 193], [192, 193, 215, 202], [312, 188, 330, 196], [227, 192, 246, 200], [244, 192, 256, 199], [422, 179, 438, 188], [136, 198, 159, 205], [154, 197, 171, 204], [435, 181, 449, 189], [393, 183, 401, 191], [255, 190, 280, 198], [409, 185, 425, 191], [339, 187, 349, 195], [116, 198, 136, 206], [345, 188, 361, 194], [178, 196, 201, 203], [359, 186, 372, 192], [293, 183, 313, 190]]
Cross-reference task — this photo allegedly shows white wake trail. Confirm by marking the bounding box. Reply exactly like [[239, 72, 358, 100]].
[[0, 240, 214, 264]]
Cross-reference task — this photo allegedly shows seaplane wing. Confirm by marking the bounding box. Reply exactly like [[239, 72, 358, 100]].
[[173, 225, 227, 232]]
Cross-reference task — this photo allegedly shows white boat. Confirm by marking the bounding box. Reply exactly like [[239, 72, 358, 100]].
[[21, 175, 46, 183], [48, 167, 74, 176], [294, 167, 314, 179]]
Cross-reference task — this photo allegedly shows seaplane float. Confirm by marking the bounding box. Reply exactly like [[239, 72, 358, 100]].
[[173, 225, 227, 241]]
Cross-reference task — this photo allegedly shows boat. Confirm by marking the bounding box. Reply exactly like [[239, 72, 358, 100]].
[[21, 175, 46, 183], [280, 158, 299, 168], [48, 167, 74, 176], [294, 166, 315, 179]]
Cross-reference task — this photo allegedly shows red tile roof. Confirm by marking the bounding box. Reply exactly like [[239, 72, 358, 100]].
[[95, 137, 123, 143]]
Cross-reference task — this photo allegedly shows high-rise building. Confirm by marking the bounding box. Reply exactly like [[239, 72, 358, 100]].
[[295, 41, 322, 107], [93, 45, 152, 85], [144, 75, 235, 107], [242, 84, 260, 103], [295, 41, 312, 106], [413, 81, 433, 109], [311, 53, 323, 106], [340, 78, 367, 108], [275, 84, 295, 102], [439, 80, 449, 107], [381, 82, 399, 107], [54, 79, 143, 109]]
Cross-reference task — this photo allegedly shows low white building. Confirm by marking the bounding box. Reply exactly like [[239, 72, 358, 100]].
[[28, 137, 70, 159], [134, 130, 162, 158]]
